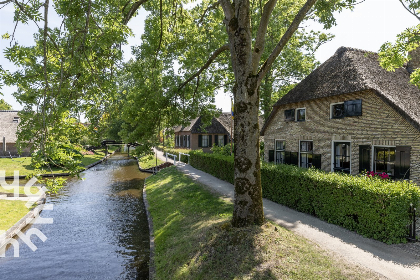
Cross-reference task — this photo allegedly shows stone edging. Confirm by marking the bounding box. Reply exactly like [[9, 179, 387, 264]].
[[0, 192, 46, 251], [143, 177, 156, 280]]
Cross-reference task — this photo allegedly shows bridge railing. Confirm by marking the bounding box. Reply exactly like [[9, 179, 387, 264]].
[[179, 152, 190, 165], [165, 152, 177, 164]]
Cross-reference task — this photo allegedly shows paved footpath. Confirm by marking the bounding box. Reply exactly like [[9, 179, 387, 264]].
[[154, 148, 420, 280]]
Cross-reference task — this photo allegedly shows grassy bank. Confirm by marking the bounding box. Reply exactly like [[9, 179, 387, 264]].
[[0, 200, 33, 231], [145, 167, 381, 279], [139, 156, 165, 169], [0, 149, 109, 177]]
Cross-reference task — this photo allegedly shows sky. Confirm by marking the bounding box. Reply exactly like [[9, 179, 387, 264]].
[[0, 0, 418, 112]]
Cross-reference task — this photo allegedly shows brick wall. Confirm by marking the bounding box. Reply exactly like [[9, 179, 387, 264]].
[[263, 90, 420, 185]]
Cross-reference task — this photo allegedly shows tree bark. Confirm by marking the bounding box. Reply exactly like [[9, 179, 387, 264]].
[[221, 0, 264, 227]]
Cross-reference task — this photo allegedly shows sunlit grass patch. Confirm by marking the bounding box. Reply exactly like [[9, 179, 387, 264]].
[[0, 200, 32, 231], [145, 167, 382, 279]]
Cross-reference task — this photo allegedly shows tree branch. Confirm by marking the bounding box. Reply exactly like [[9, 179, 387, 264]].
[[399, 0, 420, 21], [0, 0, 12, 4], [122, 0, 149, 25], [199, 1, 221, 23], [257, 0, 317, 84], [251, 0, 277, 73], [178, 44, 229, 91], [219, 0, 234, 22]]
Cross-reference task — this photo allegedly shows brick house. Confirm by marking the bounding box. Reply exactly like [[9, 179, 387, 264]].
[[261, 47, 420, 184], [174, 113, 233, 152], [0, 110, 30, 156]]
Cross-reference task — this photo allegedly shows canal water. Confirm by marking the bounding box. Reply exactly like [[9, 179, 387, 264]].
[[0, 153, 151, 279]]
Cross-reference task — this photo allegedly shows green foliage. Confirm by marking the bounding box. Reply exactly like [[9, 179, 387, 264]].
[[210, 143, 234, 156], [190, 152, 420, 244], [0, 98, 12, 110], [190, 151, 234, 184], [378, 1, 420, 88]]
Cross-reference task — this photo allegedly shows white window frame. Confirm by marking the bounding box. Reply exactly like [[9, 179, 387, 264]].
[[218, 135, 224, 146], [299, 140, 313, 168], [372, 145, 396, 176], [295, 107, 306, 122], [331, 140, 351, 174], [275, 139, 286, 164], [330, 102, 344, 119], [202, 135, 209, 147]]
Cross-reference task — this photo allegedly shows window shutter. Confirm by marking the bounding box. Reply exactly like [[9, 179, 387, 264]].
[[198, 135, 202, 147], [224, 135, 227, 146], [209, 135, 212, 147], [344, 99, 362, 117], [359, 145, 371, 173], [268, 150, 274, 162], [395, 146, 411, 179], [313, 154, 321, 169], [214, 135, 218, 146]]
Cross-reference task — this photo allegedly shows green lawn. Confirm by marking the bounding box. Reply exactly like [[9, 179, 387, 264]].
[[139, 155, 165, 169], [0, 150, 108, 177], [146, 167, 381, 280], [0, 200, 33, 231]]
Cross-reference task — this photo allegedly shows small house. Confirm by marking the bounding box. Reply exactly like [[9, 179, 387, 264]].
[[261, 47, 420, 184], [174, 113, 233, 152], [0, 110, 30, 156]]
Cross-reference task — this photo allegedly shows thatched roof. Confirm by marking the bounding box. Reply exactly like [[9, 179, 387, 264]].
[[261, 47, 420, 135], [175, 112, 263, 136], [0, 111, 20, 143]]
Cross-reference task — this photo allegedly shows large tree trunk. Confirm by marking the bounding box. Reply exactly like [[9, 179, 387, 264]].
[[232, 80, 264, 227], [222, 0, 264, 227]]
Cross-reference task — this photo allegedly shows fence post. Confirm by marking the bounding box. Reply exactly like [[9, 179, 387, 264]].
[[408, 203, 417, 242]]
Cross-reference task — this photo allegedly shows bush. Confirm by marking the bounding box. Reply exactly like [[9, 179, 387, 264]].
[[190, 150, 234, 184], [211, 143, 234, 156], [189, 152, 420, 244]]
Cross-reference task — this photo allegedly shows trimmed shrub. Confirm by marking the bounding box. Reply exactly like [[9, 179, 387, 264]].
[[189, 152, 420, 244], [189, 151, 234, 184]]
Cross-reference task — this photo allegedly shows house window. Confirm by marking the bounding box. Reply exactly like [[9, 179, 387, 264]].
[[218, 135, 224, 146], [13, 117, 19, 123], [284, 109, 295, 121], [296, 108, 306, 122], [374, 147, 395, 176], [275, 140, 285, 164], [331, 102, 345, 119], [331, 99, 362, 119], [187, 135, 190, 148], [300, 141, 313, 168], [333, 142, 351, 174], [202, 135, 209, 147], [344, 99, 362, 117]]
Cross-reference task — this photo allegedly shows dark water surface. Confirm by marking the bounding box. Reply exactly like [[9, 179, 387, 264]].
[[0, 153, 151, 279]]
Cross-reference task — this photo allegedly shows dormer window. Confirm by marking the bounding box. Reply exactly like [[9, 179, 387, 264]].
[[296, 108, 306, 121], [13, 117, 19, 123], [331, 102, 345, 119], [284, 109, 295, 121], [330, 99, 362, 119]]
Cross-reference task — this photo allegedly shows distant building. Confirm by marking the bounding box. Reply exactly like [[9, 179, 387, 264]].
[[0, 111, 30, 156], [174, 113, 233, 152]]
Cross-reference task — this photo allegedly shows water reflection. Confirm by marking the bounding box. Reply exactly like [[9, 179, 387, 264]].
[[0, 153, 151, 279]]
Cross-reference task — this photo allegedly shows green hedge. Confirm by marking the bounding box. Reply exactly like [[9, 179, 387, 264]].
[[189, 151, 234, 184], [189, 151, 420, 244]]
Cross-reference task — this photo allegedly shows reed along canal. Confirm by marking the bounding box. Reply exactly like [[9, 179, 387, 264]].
[[0, 153, 151, 279]]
